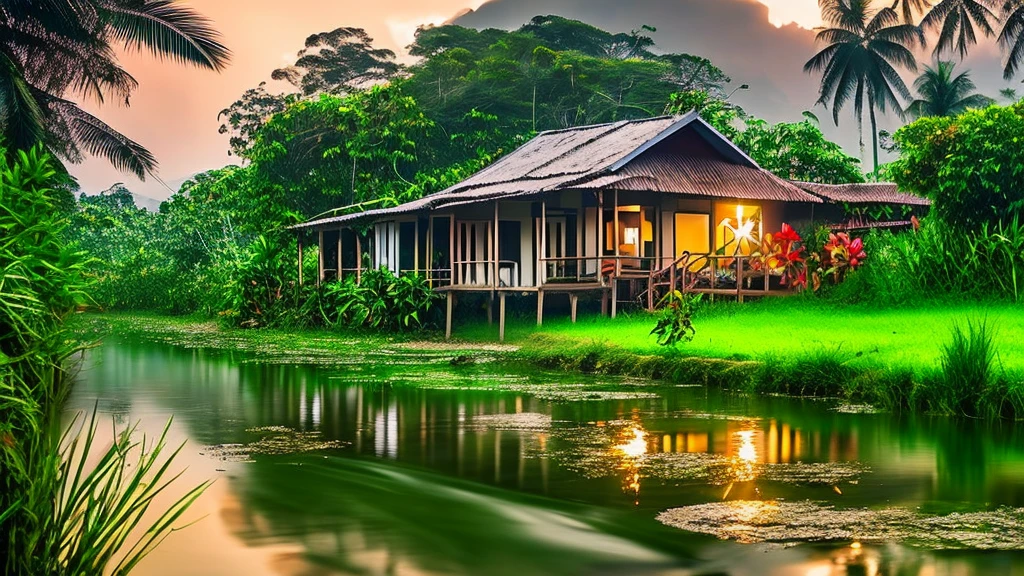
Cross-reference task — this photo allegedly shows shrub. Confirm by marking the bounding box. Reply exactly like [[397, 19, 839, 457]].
[[321, 267, 442, 332], [222, 233, 299, 328], [0, 146, 203, 574], [851, 217, 1024, 304], [888, 101, 1024, 234]]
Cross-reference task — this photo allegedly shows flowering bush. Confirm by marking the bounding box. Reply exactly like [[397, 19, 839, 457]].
[[822, 232, 867, 284], [753, 223, 807, 289]]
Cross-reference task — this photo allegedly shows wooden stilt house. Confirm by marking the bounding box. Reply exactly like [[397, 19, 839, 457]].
[[293, 112, 926, 340]]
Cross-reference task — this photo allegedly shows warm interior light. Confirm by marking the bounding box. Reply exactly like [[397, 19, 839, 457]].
[[716, 203, 762, 256]]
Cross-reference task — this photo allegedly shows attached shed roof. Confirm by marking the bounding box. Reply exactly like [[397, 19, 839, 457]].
[[295, 112, 822, 230], [793, 181, 931, 206]]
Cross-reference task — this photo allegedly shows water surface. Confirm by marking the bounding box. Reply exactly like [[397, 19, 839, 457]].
[[68, 339, 1024, 575]]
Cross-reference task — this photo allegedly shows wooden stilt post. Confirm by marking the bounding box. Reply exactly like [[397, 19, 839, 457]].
[[613, 190, 620, 274], [453, 217, 460, 286], [540, 200, 547, 286], [494, 201, 500, 288], [317, 230, 324, 286], [298, 234, 304, 286], [536, 289, 544, 326], [570, 293, 578, 323], [336, 228, 343, 282], [611, 279, 618, 319], [355, 234, 362, 284], [487, 295, 493, 326], [597, 191, 604, 282], [612, 190, 620, 317], [414, 219, 420, 277], [499, 292, 506, 342], [445, 291, 453, 340]]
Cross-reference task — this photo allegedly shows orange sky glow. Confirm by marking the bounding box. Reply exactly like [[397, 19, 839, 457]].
[[756, 0, 822, 29]]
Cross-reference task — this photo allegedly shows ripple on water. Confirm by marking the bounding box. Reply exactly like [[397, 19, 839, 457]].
[[656, 501, 1024, 549]]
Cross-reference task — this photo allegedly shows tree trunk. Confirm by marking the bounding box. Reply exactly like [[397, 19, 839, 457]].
[[869, 96, 879, 179]]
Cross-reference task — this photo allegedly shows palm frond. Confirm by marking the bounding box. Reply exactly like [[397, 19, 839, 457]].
[[893, 0, 934, 22], [0, 52, 47, 150], [99, 0, 231, 71], [805, 41, 843, 73], [999, 2, 1024, 79], [953, 93, 996, 108], [926, 0, 999, 58], [43, 94, 157, 177]]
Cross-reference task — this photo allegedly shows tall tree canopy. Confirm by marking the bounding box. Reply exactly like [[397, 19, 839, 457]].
[[0, 0, 230, 177], [905, 60, 993, 118], [271, 27, 400, 96], [403, 19, 732, 134]]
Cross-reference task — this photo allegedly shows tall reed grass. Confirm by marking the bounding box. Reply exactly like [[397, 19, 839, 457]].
[[0, 147, 204, 574]]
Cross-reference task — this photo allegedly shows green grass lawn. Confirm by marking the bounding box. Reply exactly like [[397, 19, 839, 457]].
[[457, 298, 1024, 374]]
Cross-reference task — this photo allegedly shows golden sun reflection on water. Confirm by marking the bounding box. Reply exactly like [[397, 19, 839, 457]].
[[612, 424, 648, 505], [730, 427, 761, 483]]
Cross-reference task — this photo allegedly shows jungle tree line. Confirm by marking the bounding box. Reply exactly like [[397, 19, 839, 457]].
[[65, 16, 875, 323]]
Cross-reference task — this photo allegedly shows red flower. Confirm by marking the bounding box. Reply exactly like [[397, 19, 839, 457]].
[[776, 223, 802, 244]]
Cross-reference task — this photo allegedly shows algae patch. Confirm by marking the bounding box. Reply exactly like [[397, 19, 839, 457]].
[[205, 426, 349, 462], [656, 500, 1024, 549], [469, 412, 553, 431]]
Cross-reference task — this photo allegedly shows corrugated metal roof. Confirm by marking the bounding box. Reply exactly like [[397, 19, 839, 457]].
[[294, 113, 825, 230], [582, 154, 823, 203], [793, 181, 931, 206]]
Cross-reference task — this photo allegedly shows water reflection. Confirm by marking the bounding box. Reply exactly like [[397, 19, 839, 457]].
[[67, 340, 1024, 575], [730, 427, 760, 483], [612, 422, 647, 504]]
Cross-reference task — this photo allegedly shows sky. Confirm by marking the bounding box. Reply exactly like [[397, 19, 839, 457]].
[[68, 0, 1009, 201]]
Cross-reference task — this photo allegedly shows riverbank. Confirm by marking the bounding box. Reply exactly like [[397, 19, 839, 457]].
[[76, 298, 1024, 419]]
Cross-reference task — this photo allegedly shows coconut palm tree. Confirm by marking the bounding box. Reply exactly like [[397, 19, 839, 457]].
[[921, 0, 1000, 59], [905, 61, 994, 117], [0, 1, 230, 178], [1001, 0, 1024, 78], [805, 0, 923, 174]]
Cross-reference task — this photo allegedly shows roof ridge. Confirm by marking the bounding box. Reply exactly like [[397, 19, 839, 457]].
[[535, 115, 677, 136]]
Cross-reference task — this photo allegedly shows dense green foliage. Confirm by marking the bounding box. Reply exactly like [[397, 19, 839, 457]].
[[833, 217, 1024, 305], [0, 147, 201, 574], [321, 268, 442, 331], [666, 92, 865, 184], [888, 101, 1024, 232]]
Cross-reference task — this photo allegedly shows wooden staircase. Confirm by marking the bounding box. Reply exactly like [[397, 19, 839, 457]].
[[642, 252, 706, 311]]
